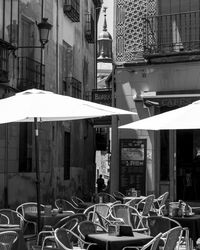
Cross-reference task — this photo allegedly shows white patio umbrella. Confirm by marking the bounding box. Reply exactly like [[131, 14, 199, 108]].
[[119, 99, 200, 130], [1, 88, 134, 231]]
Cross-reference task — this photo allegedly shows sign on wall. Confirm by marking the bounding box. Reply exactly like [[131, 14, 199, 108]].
[[92, 89, 112, 126], [119, 139, 147, 195]]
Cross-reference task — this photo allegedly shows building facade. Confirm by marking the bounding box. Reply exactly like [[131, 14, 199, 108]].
[[0, 0, 102, 208], [113, 0, 200, 201]]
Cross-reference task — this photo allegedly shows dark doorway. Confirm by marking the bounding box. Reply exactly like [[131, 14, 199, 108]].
[[176, 130, 196, 201]]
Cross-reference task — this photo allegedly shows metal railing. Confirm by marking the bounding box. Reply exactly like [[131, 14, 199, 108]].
[[85, 13, 95, 43], [63, 0, 80, 22], [17, 57, 45, 90], [143, 10, 200, 55], [0, 42, 9, 83]]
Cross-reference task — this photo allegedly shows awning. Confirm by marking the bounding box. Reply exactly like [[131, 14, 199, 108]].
[[136, 92, 200, 108]]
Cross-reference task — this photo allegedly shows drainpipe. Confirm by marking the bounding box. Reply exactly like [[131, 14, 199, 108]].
[[56, 0, 59, 93], [110, 63, 119, 194], [4, 124, 8, 208]]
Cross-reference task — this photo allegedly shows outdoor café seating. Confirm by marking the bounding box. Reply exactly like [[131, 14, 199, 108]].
[[0, 213, 10, 224], [113, 191, 125, 203], [54, 227, 97, 250], [0, 230, 18, 250], [108, 204, 149, 233], [55, 199, 85, 213], [123, 226, 182, 250], [134, 194, 155, 217], [0, 209, 23, 228], [77, 220, 107, 240], [70, 196, 87, 209], [96, 192, 116, 203], [85, 231, 153, 250], [122, 232, 162, 250]]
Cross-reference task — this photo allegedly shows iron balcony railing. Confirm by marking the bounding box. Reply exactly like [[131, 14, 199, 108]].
[[63, 0, 80, 22], [85, 13, 95, 43], [0, 46, 9, 83], [143, 10, 200, 56], [17, 57, 45, 90]]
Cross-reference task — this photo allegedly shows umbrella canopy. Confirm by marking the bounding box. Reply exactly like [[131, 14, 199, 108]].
[[1, 88, 134, 231], [0, 88, 134, 123], [119, 100, 200, 130]]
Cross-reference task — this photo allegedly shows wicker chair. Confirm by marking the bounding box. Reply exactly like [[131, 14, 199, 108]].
[[147, 216, 189, 249], [0, 213, 10, 224], [135, 194, 155, 216], [54, 228, 96, 250], [0, 231, 18, 250], [96, 192, 116, 203], [113, 191, 125, 202], [55, 199, 84, 213], [16, 202, 45, 243], [122, 232, 162, 250], [35, 218, 79, 249], [71, 196, 87, 209], [77, 220, 107, 240], [109, 204, 149, 233], [0, 209, 23, 227], [153, 192, 169, 213]]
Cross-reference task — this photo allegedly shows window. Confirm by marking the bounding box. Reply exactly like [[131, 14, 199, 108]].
[[0, 0, 18, 44], [62, 41, 73, 95], [64, 132, 71, 180]]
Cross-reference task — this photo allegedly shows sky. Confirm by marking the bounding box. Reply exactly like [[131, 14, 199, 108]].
[[98, 0, 113, 38]]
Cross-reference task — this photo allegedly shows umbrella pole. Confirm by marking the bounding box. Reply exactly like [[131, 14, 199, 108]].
[[34, 118, 41, 233]]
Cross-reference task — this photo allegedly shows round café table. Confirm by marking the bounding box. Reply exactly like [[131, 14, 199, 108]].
[[0, 224, 27, 250], [25, 210, 74, 229], [85, 232, 153, 250], [172, 214, 200, 245]]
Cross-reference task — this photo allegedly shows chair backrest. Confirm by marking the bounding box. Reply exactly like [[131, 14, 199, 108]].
[[16, 202, 45, 218], [96, 192, 116, 203], [147, 215, 181, 236], [71, 196, 85, 207], [0, 213, 10, 224], [61, 218, 79, 232], [113, 191, 125, 202], [54, 213, 87, 236], [0, 231, 18, 250], [142, 232, 162, 250], [163, 226, 182, 250], [55, 199, 84, 213], [122, 233, 163, 250], [78, 220, 107, 239], [78, 220, 97, 239], [157, 192, 169, 207], [137, 194, 155, 216], [0, 209, 23, 227], [84, 203, 110, 224], [55, 228, 73, 250], [110, 204, 145, 229]]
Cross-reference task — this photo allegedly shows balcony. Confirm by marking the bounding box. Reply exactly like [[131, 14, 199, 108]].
[[85, 13, 95, 43], [143, 11, 200, 57], [0, 39, 14, 83], [63, 77, 82, 99], [63, 0, 80, 22], [17, 57, 45, 91]]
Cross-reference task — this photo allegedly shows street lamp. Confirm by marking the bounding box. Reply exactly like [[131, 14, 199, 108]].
[[15, 17, 52, 50], [9, 17, 52, 232], [37, 18, 52, 47]]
